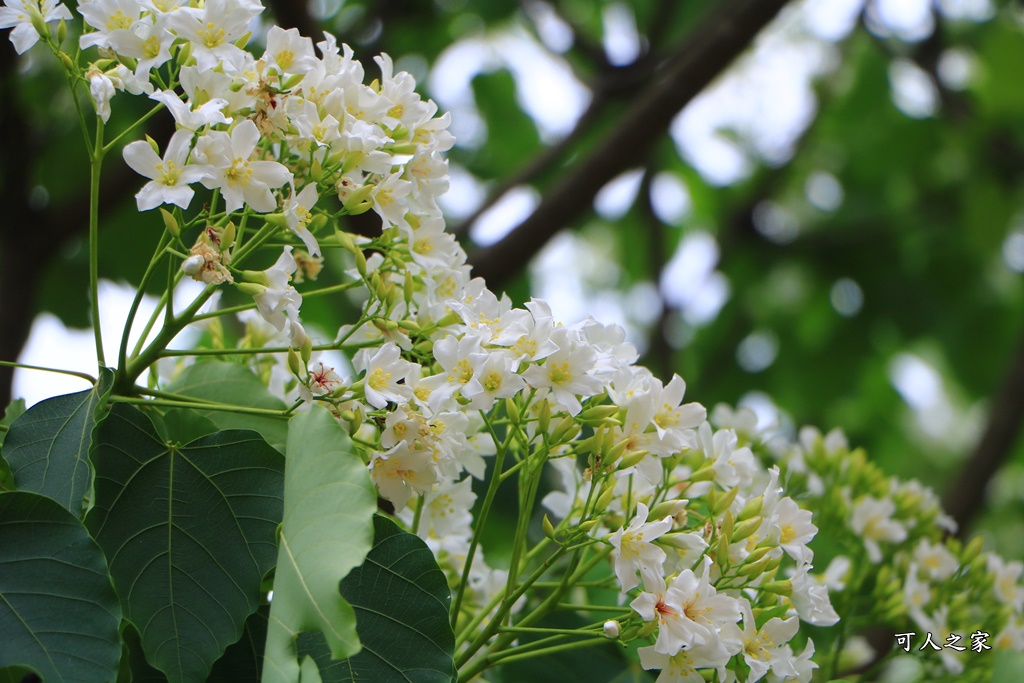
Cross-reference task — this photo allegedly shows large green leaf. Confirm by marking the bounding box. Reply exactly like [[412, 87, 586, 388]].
[[86, 403, 285, 683], [261, 406, 377, 683], [3, 369, 113, 515], [0, 491, 122, 683], [299, 515, 456, 683], [164, 361, 289, 450]]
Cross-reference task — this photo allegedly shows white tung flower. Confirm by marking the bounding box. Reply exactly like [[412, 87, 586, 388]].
[[849, 495, 907, 563], [0, 0, 72, 54], [609, 503, 673, 592], [353, 342, 416, 409], [123, 129, 210, 211], [195, 120, 292, 213]]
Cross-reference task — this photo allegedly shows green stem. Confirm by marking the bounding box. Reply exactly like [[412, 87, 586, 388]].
[[0, 360, 96, 384], [89, 118, 106, 367], [117, 286, 217, 393], [118, 233, 171, 373], [450, 431, 510, 627], [102, 102, 165, 154], [485, 637, 607, 667], [111, 395, 290, 419]]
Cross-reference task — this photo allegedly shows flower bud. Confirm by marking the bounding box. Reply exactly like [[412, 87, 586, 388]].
[[181, 254, 205, 276], [761, 580, 792, 596], [542, 514, 556, 540], [56, 18, 66, 45], [737, 495, 763, 521], [649, 499, 687, 521], [287, 348, 304, 379], [603, 620, 621, 639], [537, 399, 551, 435], [236, 282, 267, 297], [711, 487, 739, 516], [239, 270, 270, 286], [617, 449, 650, 471], [159, 208, 179, 237], [505, 398, 521, 425], [578, 404, 619, 426], [550, 415, 577, 443], [729, 517, 761, 543], [233, 31, 252, 48]]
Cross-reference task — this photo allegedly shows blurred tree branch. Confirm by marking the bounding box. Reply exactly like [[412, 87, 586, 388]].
[[467, 0, 793, 288]]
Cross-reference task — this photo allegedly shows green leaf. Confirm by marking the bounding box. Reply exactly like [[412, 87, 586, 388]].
[[261, 406, 377, 683], [148, 407, 220, 445], [165, 361, 289, 450], [301, 515, 456, 683], [208, 605, 269, 682], [0, 491, 122, 683], [3, 369, 113, 515], [86, 403, 285, 683], [0, 398, 26, 449]]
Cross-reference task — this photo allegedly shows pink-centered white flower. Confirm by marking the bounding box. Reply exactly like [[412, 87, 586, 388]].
[[631, 563, 741, 655], [609, 503, 673, 592], [0, 0, 71, 54], [195, 120, 291, 213], [123, 129, 210, 211]]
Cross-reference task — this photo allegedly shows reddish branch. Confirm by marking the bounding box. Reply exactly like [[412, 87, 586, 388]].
[[467, 0, 793, 288]]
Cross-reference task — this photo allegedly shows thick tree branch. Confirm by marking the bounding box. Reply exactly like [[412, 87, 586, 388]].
[[943, 331, 1024, 535], [468, 0, 793, 288]]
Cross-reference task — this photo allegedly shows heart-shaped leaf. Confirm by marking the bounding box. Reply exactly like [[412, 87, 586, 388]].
[[261, 406, 377, 683], [0, 491, 122, 682], [298, 515, 456, 683], [86, 403, 284, 683], [3, 369, 113, 515]]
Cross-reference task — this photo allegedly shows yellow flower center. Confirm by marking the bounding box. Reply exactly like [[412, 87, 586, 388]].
[[368, 367, 390, 390], [156, 161, 181, 186], [549, 362, 572, 385], [276, 49, 295, 70], [107, 10, 132, 30], [197, 21, 226, 49], [225, 158, 252, 186], [483, 372, 502, 393]]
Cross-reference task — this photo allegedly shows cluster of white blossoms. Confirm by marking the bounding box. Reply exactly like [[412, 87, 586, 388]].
[[11, 1, 1024, 680], [750, 422, 1024, 679]]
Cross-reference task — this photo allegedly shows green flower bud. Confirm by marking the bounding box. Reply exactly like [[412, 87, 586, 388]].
[[159, 208, 179, 237], [737, 495, 763, 521]]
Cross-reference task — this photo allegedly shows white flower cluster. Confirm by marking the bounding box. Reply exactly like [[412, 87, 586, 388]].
[[755, 424, 1024, 678], [21, 0, 453, 349]]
